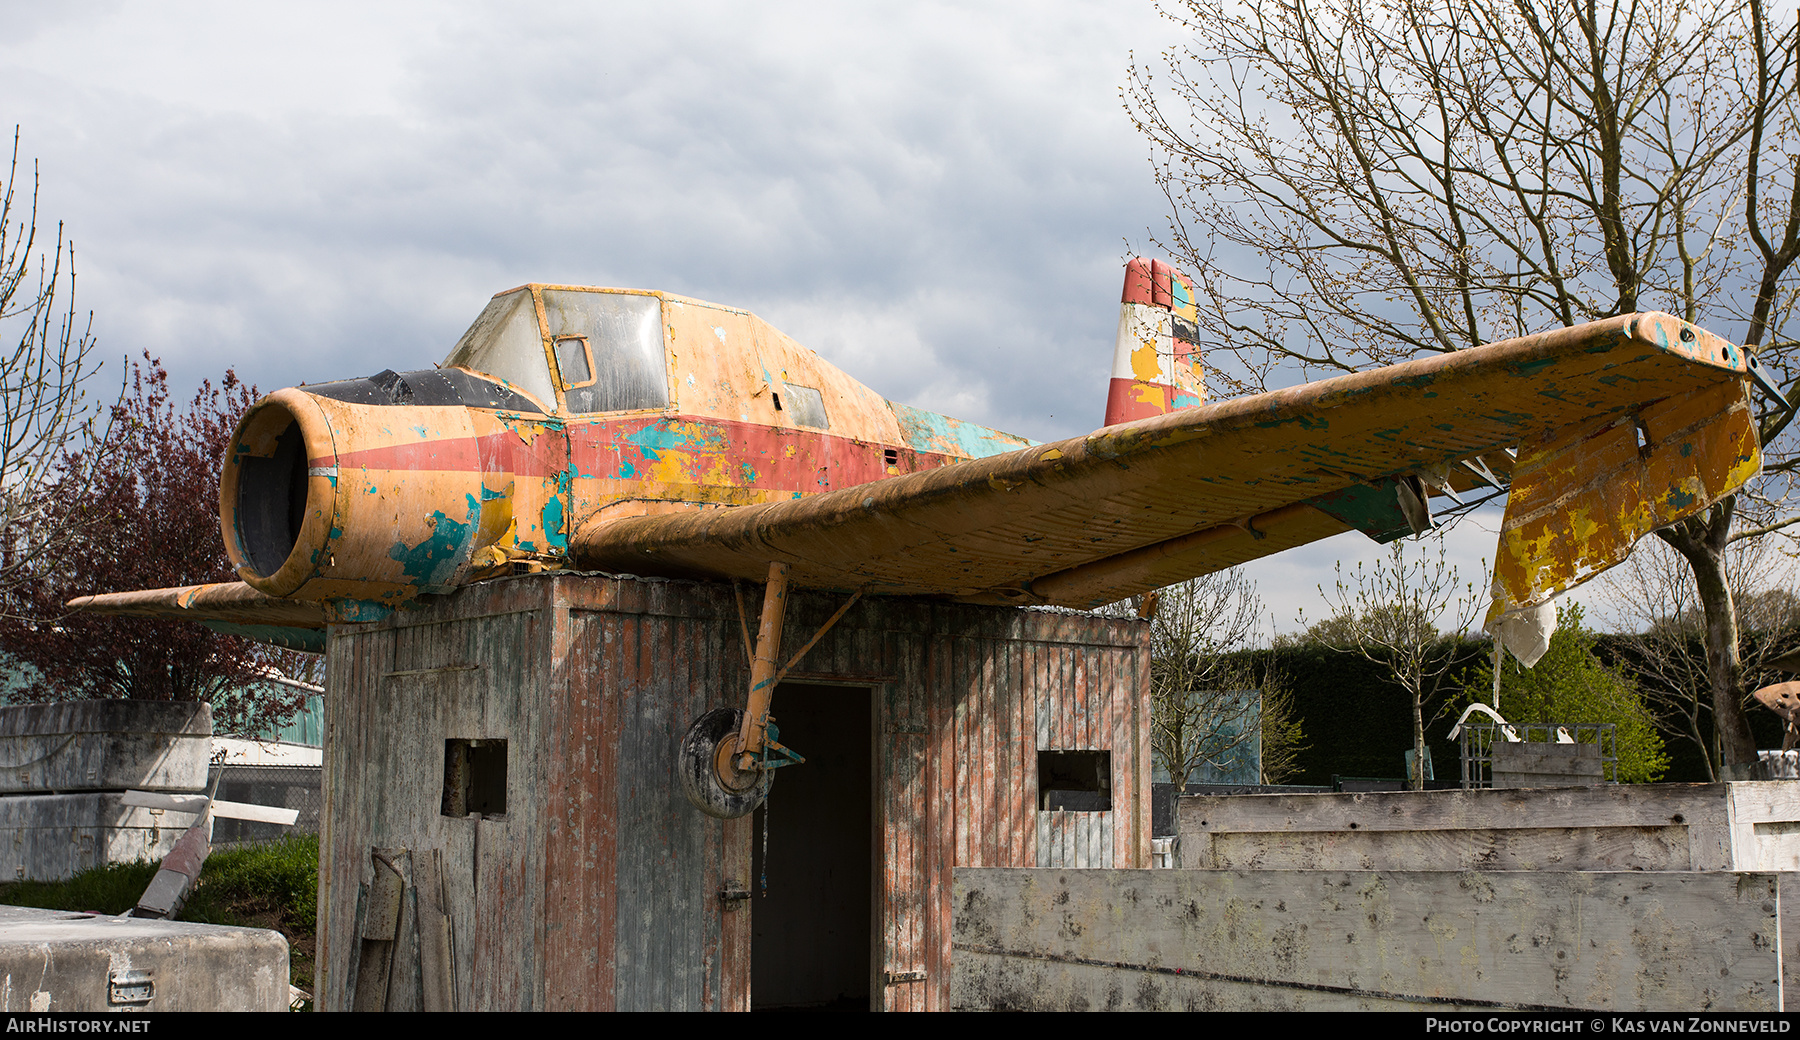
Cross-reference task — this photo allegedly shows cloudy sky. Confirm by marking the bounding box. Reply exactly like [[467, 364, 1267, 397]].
[[0, 0, 1575, 635]]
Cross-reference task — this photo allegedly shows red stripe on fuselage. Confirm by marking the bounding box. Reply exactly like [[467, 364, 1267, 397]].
[[314, 413, 965, 496], [319, 431, 567, 479]]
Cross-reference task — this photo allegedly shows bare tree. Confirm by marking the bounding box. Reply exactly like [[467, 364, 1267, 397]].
[[1128, 0, 1800, 774], [1313, 539, 1482, 789], [1145, 568, 1267, 790], [0, 129, 111, 611], [1595, 533, 1800, 779]]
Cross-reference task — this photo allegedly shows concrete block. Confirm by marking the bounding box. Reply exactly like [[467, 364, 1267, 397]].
[[0, 701, 212, 794], [952, 867, 1786, 1011], [0, 904, 288, 1011], [0, 794, 204, 882]]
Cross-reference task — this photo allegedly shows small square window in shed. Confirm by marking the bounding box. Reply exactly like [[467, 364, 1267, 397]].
[[1038, 749, 1111, 811], [442, 738, 508, 818]]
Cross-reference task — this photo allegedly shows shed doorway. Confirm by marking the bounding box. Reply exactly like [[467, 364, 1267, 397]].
[[749, 683, 873, 1010]]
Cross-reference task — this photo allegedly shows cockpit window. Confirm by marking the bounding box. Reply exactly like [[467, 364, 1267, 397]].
[[542, 290, 667, 413], [442, 290, 558, 408], [783, 384, 829, 429], [553, 337, 596, 389]]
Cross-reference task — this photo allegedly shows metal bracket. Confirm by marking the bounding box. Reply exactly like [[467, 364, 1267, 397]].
[[756, 721, 806, 770], [719, 881, 751, 910]]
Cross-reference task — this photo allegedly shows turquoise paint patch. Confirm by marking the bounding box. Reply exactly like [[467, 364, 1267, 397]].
[[740, 462, 758, 484], [890, 401, 1036, 459], [1682, 442, 1694, 457], [1665, 487, 1697, 509], [387, 496, 480, 589], [201, 620, 326, 654], [1172, 391, 1203, 409], [481, 485, 508, 501], [1253, 415, 1329, 431], [623, 420, 726, 461], [1390, 374, 1437, 389], [1510, 358, 1558, 376], [1305, 479, 1412, 544], [542, 482, 569, 553], [327, 598, 393, 624]]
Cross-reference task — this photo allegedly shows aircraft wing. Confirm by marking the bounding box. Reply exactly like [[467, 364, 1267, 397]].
[[67, 581, 328, 651], [69, 311, 1762, 635], [572, 312, 1762, 614]]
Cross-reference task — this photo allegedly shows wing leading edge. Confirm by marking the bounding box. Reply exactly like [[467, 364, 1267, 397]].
[[70, 311, 1759, 632]]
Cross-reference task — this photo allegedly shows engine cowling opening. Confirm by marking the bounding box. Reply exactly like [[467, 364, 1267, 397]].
[[235, 411, 308, 579], [220, 392, 337, 598]]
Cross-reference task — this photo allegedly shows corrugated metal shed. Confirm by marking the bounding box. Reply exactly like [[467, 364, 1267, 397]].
[[318, 571, 1149, 1011]]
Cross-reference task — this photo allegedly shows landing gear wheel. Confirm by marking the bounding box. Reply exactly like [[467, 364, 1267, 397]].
[[679, 708, 773, 819]]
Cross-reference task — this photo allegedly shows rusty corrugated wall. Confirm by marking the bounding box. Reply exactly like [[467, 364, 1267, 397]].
[[317, 572, 1148, 1011]]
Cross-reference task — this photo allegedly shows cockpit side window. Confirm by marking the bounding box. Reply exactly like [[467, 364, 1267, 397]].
[[441, 289, 558, 409], [542, 290, 667, 413], [782, 384, 829, 429]]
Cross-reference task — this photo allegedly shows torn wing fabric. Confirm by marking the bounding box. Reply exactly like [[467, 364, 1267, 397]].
[[1490, 598, 1558, 669], [1484, 378, 1761, 636]]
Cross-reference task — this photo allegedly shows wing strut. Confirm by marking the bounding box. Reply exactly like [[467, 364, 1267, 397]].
[[680, 563, 863, 818]]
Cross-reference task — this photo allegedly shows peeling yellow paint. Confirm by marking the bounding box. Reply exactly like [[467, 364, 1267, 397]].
[[1488, 380, 1760, 626], [1130, 341, 1161, 382]]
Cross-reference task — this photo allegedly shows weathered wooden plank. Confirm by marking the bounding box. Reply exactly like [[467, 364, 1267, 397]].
[[952, 868, 1783, 1011], [1104, 643, 1125, 867], [1731, 783, 1800, 871], [1491, 741, 1606, 788], [985, 635, 1004, 866], [923, 628, 953, 1013], [1129, 635, 1152, 869]]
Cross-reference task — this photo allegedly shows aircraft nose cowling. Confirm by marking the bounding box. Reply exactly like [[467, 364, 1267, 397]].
[[221, 388, 503, 603]]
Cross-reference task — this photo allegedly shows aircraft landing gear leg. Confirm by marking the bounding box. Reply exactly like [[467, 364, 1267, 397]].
[[679, 561, 801, 818]]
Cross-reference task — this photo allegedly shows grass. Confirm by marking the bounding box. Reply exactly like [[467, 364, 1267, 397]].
[[0, 834, 320, 1002]]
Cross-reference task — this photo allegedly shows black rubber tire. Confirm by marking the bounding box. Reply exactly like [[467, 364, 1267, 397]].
[[679, 708, 773, 819]]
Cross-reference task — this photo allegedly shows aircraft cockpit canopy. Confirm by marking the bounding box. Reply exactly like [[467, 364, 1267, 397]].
[[443, 287, 668, 414]]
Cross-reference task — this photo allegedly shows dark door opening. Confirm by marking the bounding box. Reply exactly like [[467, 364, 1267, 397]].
[[750, 683, 872, 1010]]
